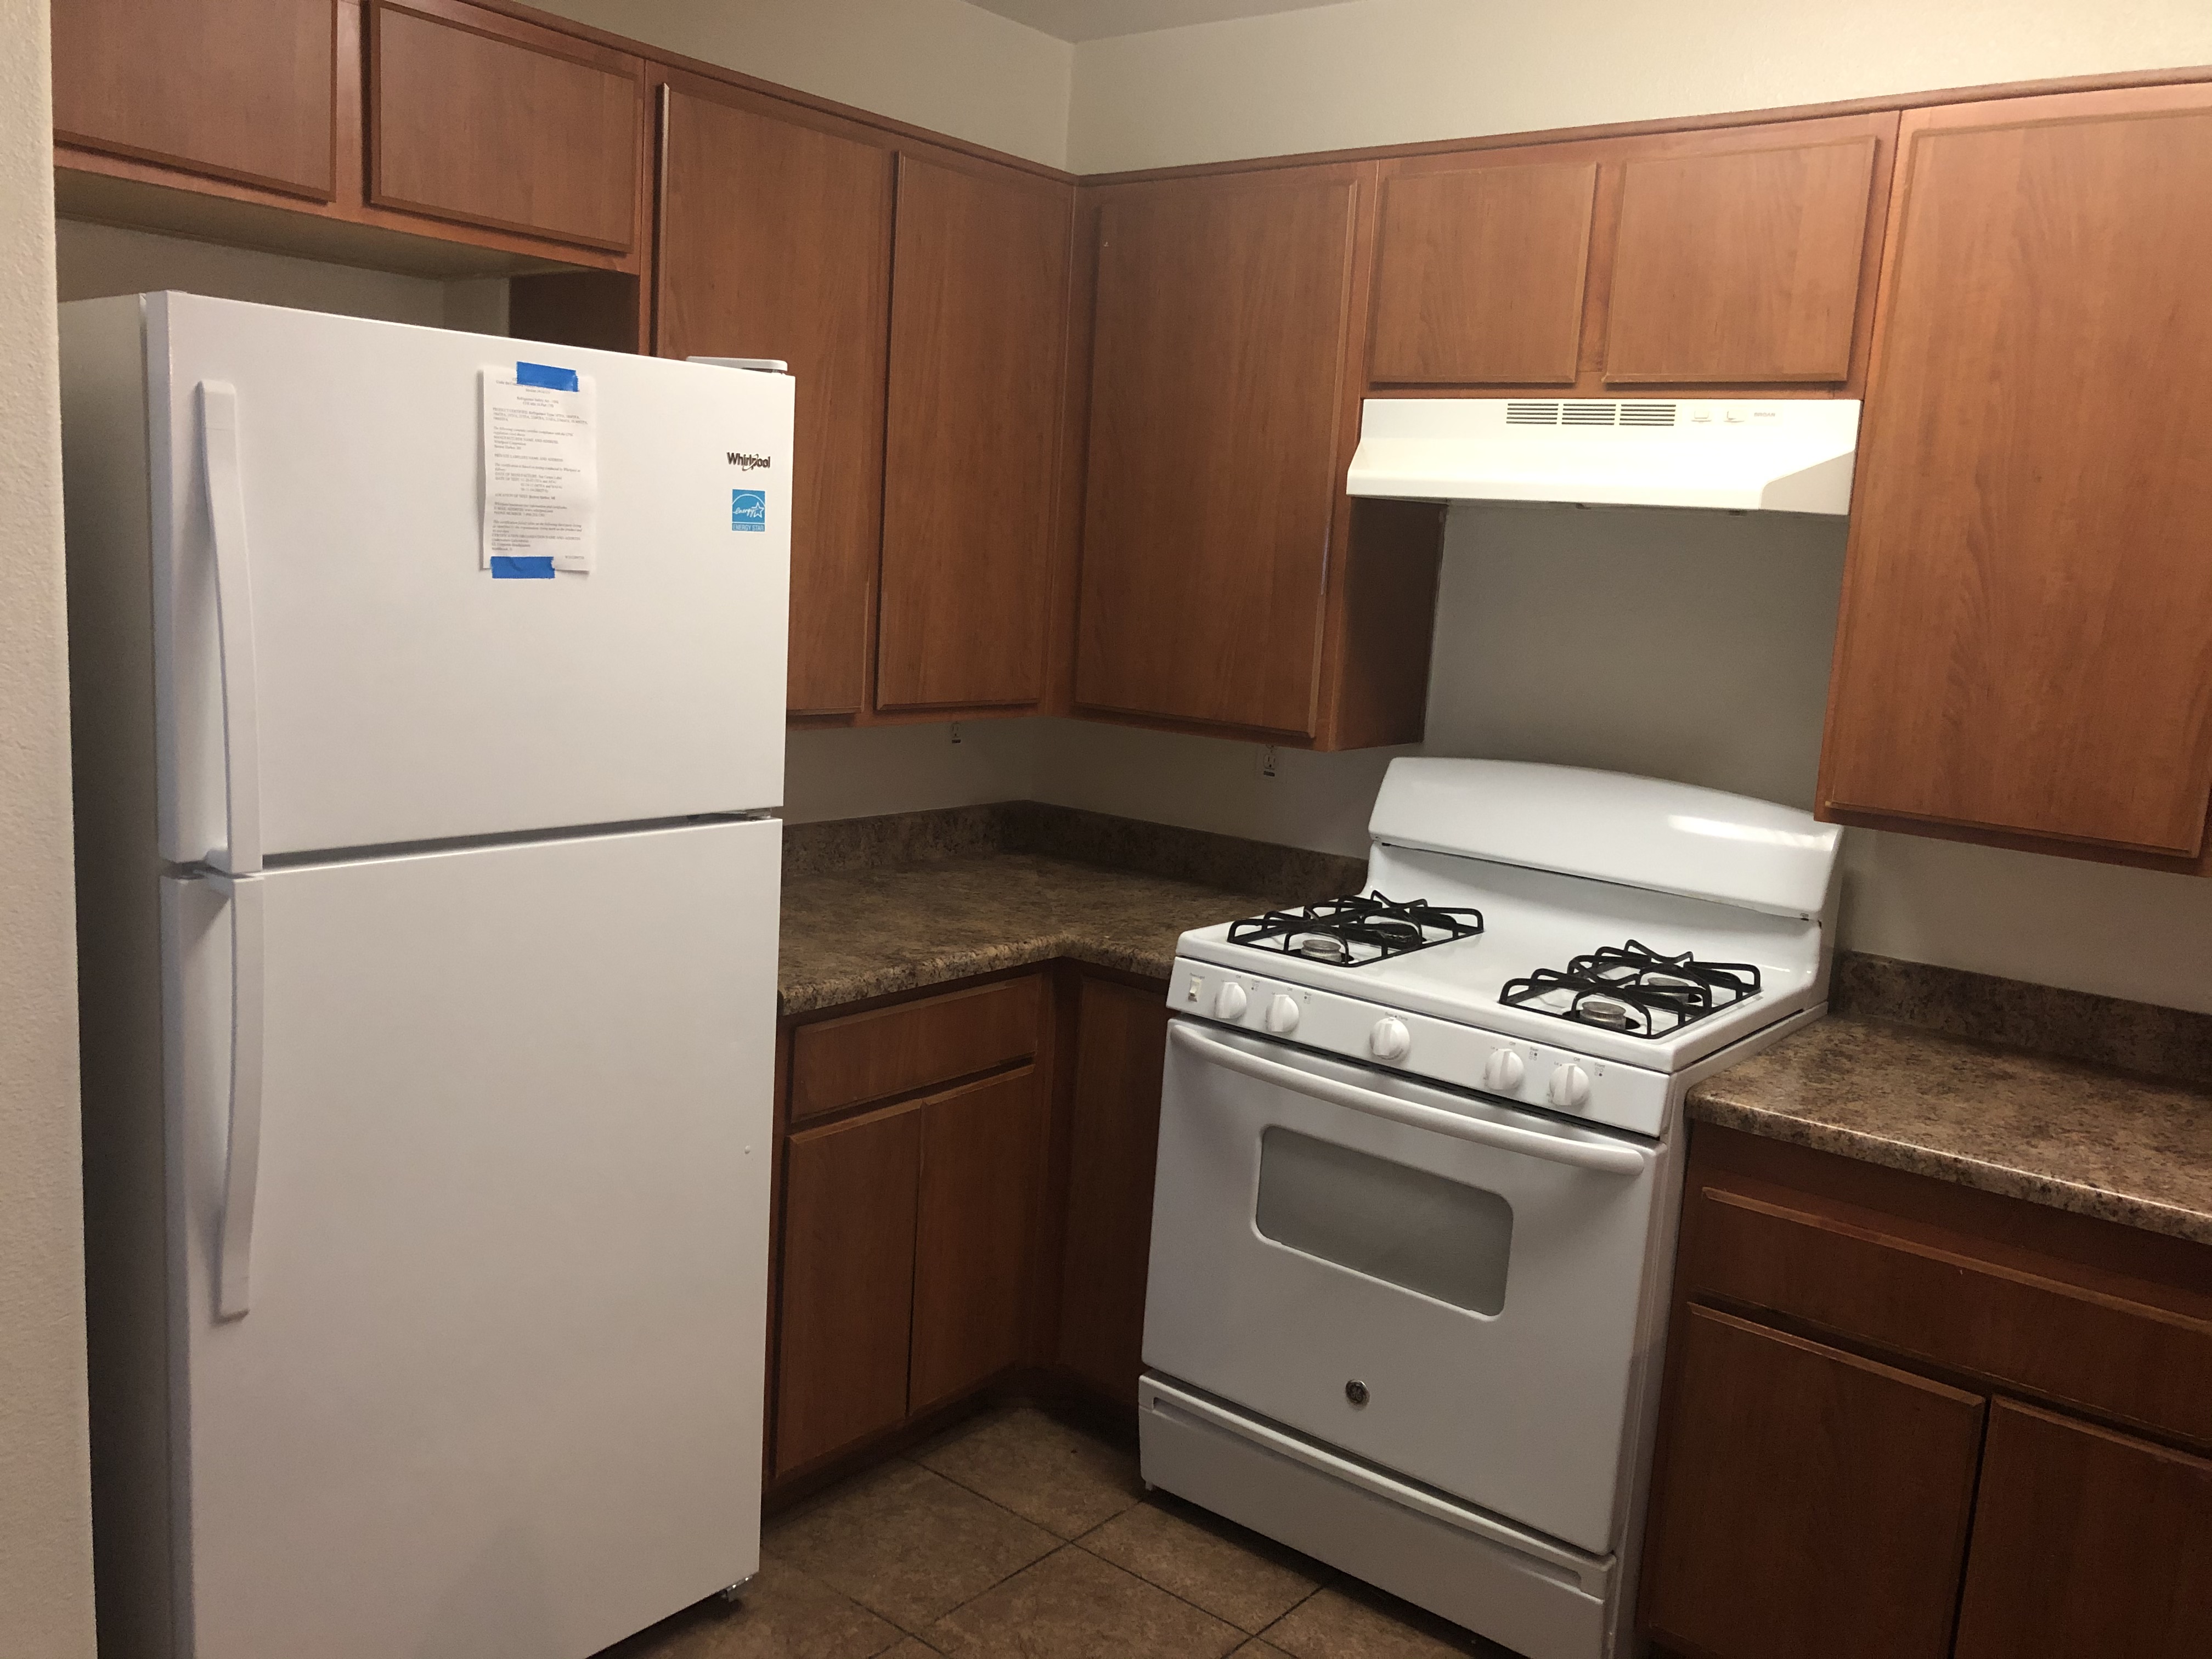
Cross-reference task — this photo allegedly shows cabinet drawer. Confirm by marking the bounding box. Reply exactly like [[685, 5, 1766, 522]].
[[790, 977, 1042, 1125], [1686, 1177, 2212, 1443]]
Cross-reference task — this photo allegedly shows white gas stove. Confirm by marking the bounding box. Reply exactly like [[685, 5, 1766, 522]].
[[1138, 758, 1841, 1659]]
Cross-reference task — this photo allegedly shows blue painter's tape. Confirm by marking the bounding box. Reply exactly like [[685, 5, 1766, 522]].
[[515, 361, 580, 392], [490, 556, 556, 579]]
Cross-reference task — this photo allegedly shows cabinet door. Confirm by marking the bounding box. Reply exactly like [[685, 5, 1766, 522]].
[[1370, 156, 1596, 385], [910, 1068, 1048, 1411], [1820, 86, 2212, 859], [1641, 1305, 1985, 1659], [877, 155, 1073, 712], [774, 1102, 921, 1475], [53, 0, 337, 199], [1603, 129, 1881, 384], [1954, 1400, 2212, 1658], [659, 85, 894, 718], [1056, 978, 1170, 1404], [368, 1, 642, 251], [1077, 169, 1363, 736]]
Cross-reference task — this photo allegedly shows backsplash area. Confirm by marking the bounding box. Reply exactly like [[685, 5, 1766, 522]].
[[786, 804, 2212, 1087]]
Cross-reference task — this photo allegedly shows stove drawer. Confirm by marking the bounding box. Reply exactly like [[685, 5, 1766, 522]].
[[1146, 1019, 1669, 1556]]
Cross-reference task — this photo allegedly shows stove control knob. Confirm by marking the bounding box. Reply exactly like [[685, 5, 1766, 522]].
[[1482, 1048, 1525, 1092], [1214, 981, 1249, 1022], [1548, 1063, 1592, 1110], [1266, 993, 1301, 1035], [1369, 1017, 1412, 1061]]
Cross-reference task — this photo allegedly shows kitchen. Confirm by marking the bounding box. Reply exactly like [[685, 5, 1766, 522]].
[[5, 2, 2212, 1658]]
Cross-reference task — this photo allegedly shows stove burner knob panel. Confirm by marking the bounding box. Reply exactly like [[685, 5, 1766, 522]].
[[1482, 1048, 1525, 1093], [1369, 1017, 1412, 1062], [1214, 981, 1249, 1022], [1265, 993, 1302, 1035], [1548, 1062, 1592, 1110]]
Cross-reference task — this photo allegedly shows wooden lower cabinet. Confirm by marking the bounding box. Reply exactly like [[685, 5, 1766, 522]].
[[1056, 975, 1171, 1404], [1644, 1126, 2212, 1658], [774, 1101, 923, 1474], [1640, 1305, 1985, 1659], [1953, 1401, 2212, 1658], [769, 967, 1173, 1486], [911, 1068, 1048, 1411]]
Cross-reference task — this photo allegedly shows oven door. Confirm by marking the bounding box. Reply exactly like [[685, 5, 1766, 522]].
[[1144, 1017, 1666, 1556]]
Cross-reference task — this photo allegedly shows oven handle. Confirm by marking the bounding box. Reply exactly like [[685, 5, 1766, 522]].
[[1170, 1021, 1650, 1176]]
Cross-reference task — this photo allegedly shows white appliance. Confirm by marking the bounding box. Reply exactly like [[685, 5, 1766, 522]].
[[1346, 397, 1861, 514], [61, 292, 793, 1659], [1139, 758, 1842, 1659]]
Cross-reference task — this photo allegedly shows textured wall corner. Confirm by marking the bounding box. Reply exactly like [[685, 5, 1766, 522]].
[[0, 0, 98, 1654]]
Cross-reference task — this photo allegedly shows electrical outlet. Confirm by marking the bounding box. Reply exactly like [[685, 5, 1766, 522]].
[[949, 723, 963, 745], [1256, 744, 1278, 779]]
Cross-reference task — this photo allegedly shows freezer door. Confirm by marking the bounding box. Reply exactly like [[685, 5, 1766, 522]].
[[144, 292, 790, 865], [164, 819, 777, 1659]]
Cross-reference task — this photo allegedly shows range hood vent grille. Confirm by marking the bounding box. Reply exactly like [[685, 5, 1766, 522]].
[[1504, 400, 1680, 428], [1348, 397, 1863, 516]]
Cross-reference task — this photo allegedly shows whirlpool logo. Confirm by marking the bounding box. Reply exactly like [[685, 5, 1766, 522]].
[[731, 489, 768, 532], [727, 453, 772, 470]]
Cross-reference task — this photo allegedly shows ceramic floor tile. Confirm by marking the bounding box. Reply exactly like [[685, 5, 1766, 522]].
[[1080, 1495, 1327, 1632], [1260, 1583, 1508, 1659], [1230, 1644, 1296, 1659], [924, 1545, 1245, 1659], [594, 1553, 902, 1659], [765, 1460, 1057, 1633], [916, 1406, 1146, 1538]]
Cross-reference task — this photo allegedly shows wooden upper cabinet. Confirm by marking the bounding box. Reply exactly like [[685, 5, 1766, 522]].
[[367, 0, 642, 251], [1370, 155, 1596, 385], [877, 155, 1074, 712], [1641, 1305, 1985, 1659], [1954, 1400, 2212, 1658], [1603, 127, 1884, 383], [52, 0, 337, 199], [657, 83, 894, 718], [1077, 168, 1364, 737], [1819, 85, 2212, 862]]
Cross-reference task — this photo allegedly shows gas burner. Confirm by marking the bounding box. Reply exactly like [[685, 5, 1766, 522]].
[[1498, 940, 1761, 1039], [1227, 892, 1485, 968]]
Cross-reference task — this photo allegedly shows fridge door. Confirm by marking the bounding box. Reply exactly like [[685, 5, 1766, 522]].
[[163, 818, 777, 1659], [143, 292, 790, 867]]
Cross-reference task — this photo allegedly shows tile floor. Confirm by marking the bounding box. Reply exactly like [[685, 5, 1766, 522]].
[[601, 1403, 1514, 1659]]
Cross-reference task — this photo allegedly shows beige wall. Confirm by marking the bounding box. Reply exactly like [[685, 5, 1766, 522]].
[[1, 1, 99, 1654], [532, 0, 1074, 167], [1069, 0, 2212, 171]]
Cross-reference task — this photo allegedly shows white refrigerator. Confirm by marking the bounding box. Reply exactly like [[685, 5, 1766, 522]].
[[61, 293, 792, 1659]]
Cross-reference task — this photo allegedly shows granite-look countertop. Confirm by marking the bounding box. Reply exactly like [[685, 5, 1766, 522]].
[[1689, 1016, 2212, 1248], [780, 851, 1277, 1015]]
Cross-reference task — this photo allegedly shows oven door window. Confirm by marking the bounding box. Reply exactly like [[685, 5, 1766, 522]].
[[1253, 1127, 1514, 1315]]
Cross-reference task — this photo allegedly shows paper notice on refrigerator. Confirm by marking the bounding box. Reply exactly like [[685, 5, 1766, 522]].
[[480, 364, 597, 573]]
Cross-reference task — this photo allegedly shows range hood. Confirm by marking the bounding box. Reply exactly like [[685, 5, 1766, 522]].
[[1346, 397, 1862, 515]]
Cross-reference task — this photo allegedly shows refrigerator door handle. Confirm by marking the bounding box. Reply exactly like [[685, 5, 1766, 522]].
[[206, 872, 266, 1319], [199, 380, 264, 876]]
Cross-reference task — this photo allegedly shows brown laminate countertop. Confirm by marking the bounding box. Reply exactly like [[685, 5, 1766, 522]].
[[779, 851, 1276, 1015], [1689, 1016, 2212, 1248]]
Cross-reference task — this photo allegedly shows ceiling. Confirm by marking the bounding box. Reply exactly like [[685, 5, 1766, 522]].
[[967, 1, 1352, 43]]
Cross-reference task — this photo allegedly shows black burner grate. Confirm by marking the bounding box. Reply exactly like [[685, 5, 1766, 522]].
[[1498, 940, 1762, 1039], [1227, 891, 1485, 968]]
